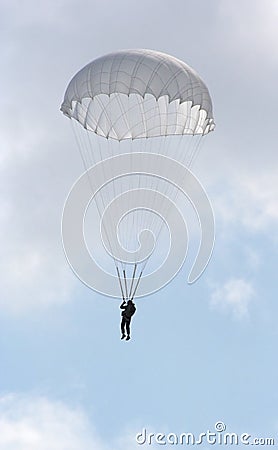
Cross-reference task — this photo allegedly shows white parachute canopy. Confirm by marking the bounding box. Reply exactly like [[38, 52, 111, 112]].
[[61, 49, 215, 299], [61, 49, 214, 140]]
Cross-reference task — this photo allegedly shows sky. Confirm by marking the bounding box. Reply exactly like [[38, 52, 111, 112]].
[[1, 0, 278, 448]]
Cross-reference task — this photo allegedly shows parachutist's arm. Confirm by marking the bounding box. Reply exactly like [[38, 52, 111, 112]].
[[120, 300, 126, 309]]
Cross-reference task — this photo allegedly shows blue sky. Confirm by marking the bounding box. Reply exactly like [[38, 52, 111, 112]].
[[1, 0, 278, 448]]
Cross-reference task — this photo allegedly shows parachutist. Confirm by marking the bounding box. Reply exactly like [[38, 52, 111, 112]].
[[120, 299, 136, 341]]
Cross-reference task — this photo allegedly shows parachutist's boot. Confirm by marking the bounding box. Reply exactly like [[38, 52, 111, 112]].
[[126, 336, 131, 341], [121, 334, 126, 339]]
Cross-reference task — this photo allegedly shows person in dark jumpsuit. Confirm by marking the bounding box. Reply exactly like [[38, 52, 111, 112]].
[[120, 299, 136, 341]]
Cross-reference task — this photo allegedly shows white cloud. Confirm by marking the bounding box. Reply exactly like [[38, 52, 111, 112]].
[[0, 394, 141, 450], [213, 169, 278, 236], [0, 122, 79, 315], [217, 0, 278, 66], [0, 19, 82, 314], [210, 278, 255, 319], [0, 395, 101, 450]]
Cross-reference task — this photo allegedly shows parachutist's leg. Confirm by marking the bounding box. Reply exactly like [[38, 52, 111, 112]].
[[126, 319, 131, 338], [121, 318, 126, 338]]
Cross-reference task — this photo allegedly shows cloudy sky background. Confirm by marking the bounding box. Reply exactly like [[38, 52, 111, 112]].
[[1, 0, 278, 448]]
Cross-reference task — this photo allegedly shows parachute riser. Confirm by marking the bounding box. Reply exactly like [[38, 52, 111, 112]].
[[116, 264, 142, 301]]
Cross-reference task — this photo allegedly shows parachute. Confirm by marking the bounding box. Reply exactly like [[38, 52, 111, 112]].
[[61, 49, 215, 300]]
